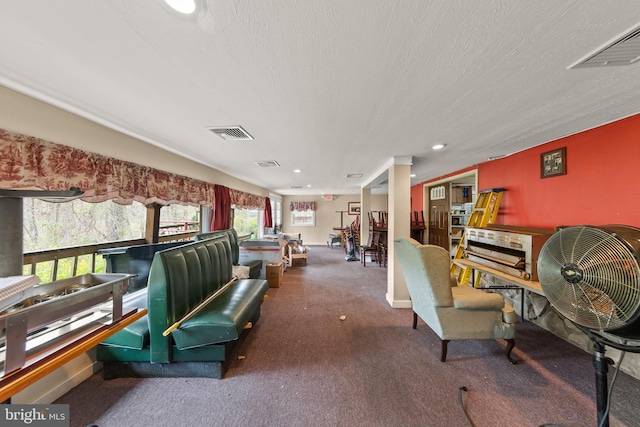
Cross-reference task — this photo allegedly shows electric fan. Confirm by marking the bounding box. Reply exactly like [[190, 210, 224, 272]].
[[537, 224, 640, 427]]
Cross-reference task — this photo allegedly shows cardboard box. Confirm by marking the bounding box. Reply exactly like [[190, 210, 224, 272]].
[[290, 254, 307, 267], [451, 186, 472, 203], [286, 243, 309, 267], [266, 262, 283, 288]]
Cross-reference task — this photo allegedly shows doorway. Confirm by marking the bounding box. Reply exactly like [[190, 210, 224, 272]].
[[423, 171, 477, 255]]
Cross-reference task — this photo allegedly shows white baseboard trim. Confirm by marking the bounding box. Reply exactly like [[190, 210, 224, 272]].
[[386, 293, 412, 308]]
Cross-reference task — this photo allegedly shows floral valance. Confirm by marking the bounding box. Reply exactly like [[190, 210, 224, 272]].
[[290, 201, 317, 211], [0, 128, 264, 208], [230, 188, 265, 210]]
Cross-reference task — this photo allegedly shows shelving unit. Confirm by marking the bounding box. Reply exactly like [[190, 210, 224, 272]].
[[450, 203, 472, 257], [449, 185, 473, 256]]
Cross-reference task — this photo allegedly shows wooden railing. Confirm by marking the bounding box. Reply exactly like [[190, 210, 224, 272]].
[[23, 231, 198, 283]]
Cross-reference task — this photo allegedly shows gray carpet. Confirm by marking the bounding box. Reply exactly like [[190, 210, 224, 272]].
[[56, 245, 640, 427]]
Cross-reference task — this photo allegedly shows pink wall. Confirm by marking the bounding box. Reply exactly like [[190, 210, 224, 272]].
[[413, 114, 640, 229]]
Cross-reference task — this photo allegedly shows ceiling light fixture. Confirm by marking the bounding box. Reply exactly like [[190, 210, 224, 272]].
[[293, 169, 302, 173], [346, 174, 363, 178], [432, 144, 446, 150], [164, 0, 196, 14]]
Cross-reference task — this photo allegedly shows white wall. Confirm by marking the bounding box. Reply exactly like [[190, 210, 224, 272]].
[[0, 86, 269, 197], [283, 194, 388, 245]]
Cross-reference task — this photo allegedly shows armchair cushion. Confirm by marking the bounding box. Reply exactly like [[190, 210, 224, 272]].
[[502, 305, 518, 324], [451, 286, 505, 310]]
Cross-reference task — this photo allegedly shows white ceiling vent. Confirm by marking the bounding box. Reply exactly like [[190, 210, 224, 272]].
[[570, 24, 640, 68], [254, 160, 280, 168], [207, 126, 253, 140]]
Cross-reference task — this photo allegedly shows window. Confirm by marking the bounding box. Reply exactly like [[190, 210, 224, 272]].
[[291, 209, 315, 226], [270, 196, 282, 233], [159, 205, 200, 236], [233, 208, 259, 239], [23, 199, 147, 251]]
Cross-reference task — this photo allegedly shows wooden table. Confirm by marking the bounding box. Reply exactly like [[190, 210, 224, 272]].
[[454, 259, 544, 320], [0, 307, 147, 402]]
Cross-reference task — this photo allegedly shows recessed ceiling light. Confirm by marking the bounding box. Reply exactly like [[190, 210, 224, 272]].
[[306, 184, 311, 188], [432, 144, 446, 150], [293, 169, 302, 173], [410, 174, 416, 177], [346, 174, 363, 178], [164, 0, 196, 14]]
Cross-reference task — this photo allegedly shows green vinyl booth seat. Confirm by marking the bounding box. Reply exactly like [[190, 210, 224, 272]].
[[195, 229, 262, 279], [97, 235, 269, 378]]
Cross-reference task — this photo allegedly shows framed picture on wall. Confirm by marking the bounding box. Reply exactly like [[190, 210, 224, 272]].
[[348, 202, 361, 215], [541, 147, 566, 178]]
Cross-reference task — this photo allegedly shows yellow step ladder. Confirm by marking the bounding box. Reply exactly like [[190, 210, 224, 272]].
[[450, 188, 504, 286]]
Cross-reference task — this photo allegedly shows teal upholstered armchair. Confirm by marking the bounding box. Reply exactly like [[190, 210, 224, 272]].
[[394, 237, 517, 363]]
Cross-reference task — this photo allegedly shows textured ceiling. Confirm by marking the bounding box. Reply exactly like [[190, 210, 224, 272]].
[[1, 1, 639, 195]]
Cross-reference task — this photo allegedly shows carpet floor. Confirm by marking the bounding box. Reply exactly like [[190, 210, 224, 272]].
[[56, 245, 640, 427]]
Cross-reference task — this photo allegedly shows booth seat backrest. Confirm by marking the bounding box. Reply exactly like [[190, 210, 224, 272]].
[[148, 235, 233, 362], [202, 236, 233, 289], [393, 238, 455, 313], [195, 229, 240, 265]]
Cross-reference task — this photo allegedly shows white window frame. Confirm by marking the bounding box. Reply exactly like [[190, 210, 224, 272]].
[[290, 209, 315, 227]]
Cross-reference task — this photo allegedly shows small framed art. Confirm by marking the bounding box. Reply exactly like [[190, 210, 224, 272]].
[[541, 147, 566, 178], [348, 202, 361, 215]]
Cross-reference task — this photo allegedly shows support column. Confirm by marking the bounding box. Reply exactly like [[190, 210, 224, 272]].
[[386, 159, 412, 308], [0, 197, 24, 276], [145, 203, 162, 244]]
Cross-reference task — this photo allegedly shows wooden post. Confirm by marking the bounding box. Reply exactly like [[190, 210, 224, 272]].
[[0, 197, 24, 276], [145, 203, 162, 244]]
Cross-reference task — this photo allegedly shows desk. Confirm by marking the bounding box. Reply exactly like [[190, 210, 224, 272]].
[[0, 307, 147, 402], [454, 259, 544, 320]]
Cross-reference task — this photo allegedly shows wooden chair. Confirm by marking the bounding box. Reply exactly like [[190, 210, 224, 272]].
[[376, 230, 388, 267], [411, 211, 426, 244], [360, 228, 380, 266]]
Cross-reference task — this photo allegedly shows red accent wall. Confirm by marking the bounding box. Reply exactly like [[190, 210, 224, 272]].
[[412, 114, 640, 229], [410, 184, 423, 212], [411, 166, 476, 212]]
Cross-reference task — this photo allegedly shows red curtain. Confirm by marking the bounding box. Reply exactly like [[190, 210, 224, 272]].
[[211, 185, 232, 230], [264, 197, 273, 227]]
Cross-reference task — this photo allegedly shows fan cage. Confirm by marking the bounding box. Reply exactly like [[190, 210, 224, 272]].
[[538, 225, 640, 334]]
